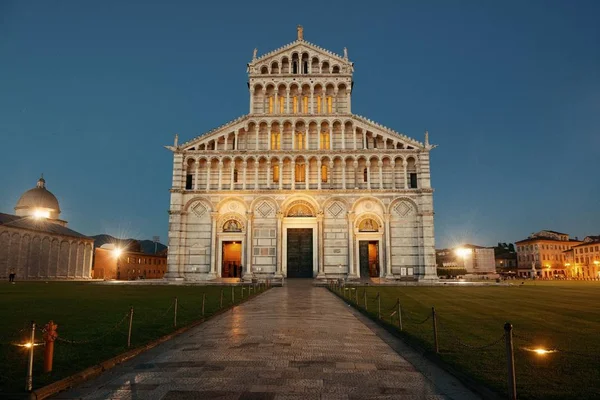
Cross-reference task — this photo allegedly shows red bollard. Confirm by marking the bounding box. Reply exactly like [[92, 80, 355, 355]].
[[43, 320, 58, 372]]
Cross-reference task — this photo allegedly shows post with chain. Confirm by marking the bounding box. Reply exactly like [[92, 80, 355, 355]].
[[397, 299, 403, 331], [220, 289, 224, 309], [504, 322, 517, 400], [25, 321, 35, 392], [43, 320, 58, 372], [432, 307, 439, 353], [201, 293, 206, 317], [174, 297, 178, 327], [377, 292, 381, 319], [364, 289, 368, 311], [127, 307, 134, 348]]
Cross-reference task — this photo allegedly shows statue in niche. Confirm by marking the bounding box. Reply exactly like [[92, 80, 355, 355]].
[[223, 219, 242, 232], [359, 218, 378, 232]]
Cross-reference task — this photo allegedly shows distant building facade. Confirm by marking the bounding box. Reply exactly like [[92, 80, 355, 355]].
[[93, 244, 168, 280], [495, 253, 517, 270], [515, 230, 582, 278], [0, 177, 94, 280], [436, 244, 496, 277], [563, 236, 600, 279]]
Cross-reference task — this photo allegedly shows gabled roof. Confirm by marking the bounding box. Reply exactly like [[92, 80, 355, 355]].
[[0, 212, 92, 240], [540, 230, 569, 235], [176, 113, 426, 150], [250, 39, 349, 67]]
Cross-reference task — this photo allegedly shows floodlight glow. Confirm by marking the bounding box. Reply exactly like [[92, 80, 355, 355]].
[[455, 248, 472, 257], [33, 209, 50, 219], [113, 248, 123, 258], [523, 347, 557, 356]]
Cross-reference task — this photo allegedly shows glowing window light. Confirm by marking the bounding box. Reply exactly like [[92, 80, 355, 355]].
[[455, 248, 472, 257], [33, 209, 50, 219]]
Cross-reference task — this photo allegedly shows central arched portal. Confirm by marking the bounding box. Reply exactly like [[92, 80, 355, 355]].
[[282, 200, 318, 278]]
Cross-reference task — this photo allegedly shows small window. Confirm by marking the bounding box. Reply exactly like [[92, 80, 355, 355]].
[[363, 168, 368, 183], [295, 163, 306, 182], [233, 169, 238, 183], [303, 61, 308, 74], [321, 165, 328, 183], [273, 165, 280, 183], [185, 174, 193, 190], [292, 61, 298, 74], [410, 173, 418, 189], [320, 132, 330, 149]]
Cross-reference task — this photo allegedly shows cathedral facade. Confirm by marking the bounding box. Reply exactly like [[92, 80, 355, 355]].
[[166, 27, 437, 282]]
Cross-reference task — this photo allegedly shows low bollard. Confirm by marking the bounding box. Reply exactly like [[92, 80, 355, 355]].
[[43, 320, 58, 372], [504, 322, 517, 400], [25, 321, 35, 391], [397, 299, 403, 331], [127, 307, 134, 348], [174, 297, 178, 327], [202, 293, 206, 317], [432, 307, 439, 353]]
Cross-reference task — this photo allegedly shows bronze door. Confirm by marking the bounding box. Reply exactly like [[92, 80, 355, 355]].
[[287, 228, 313, 278], [359, 241, 369, 277]]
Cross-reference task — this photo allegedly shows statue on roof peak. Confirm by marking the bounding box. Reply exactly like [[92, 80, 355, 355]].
[[297, 25, 304, 41]]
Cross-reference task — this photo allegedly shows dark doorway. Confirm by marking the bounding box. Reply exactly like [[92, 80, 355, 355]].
[[287, 228, 313, 278], [222, 241, 242, 278], [359, 241, 380, 278]]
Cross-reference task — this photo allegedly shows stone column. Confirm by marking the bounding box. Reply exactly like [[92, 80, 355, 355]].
[[292, 130, 295, 150], [347, 212, 357, 279], [342, 127, 346, 150], [347, 88, 351, 113], [328, 128, 333, 150], [279, 160, 283, 190], [384, 213, 393, 279], [224, 135, 228, 151], [234, 132, 238, 150], [363, 131, 367, 149], [230, 161, 235, 190], [378, 160, 383, 189], [317, 159, 322, 190], [206, 161, 211, 191], [285, 89, 290, 114], [217, 160, 223, 190], [254, 163, 259, 190], [255, 127, 259, 151], [194, 160, 199, 190], [403, 160, 408, 189], [333, 89, 338, 114], [353, 127, 357, 150], [366, 165, 371, 190], [209, 212, 218, 278], [342, 161, 346, 189], [329, 160, 334, 188], [242, 161, 247, 190], [353, 160, 358, 189], [291, 161, 296, 190], [249, 88, 254, 114], [245, 212, 253, 280], [310, 89, 314, 114], [316, 212, 326, 278], [266, 161, 271, 189], [305, 162, 309, 190], [391, 161, 396, 190], [276, 211, 284, 277], [305, 129, 309, 150]]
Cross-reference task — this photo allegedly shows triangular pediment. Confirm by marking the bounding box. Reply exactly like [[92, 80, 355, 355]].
[[178, 115, 250, 150], [250, 40, 351, 69]]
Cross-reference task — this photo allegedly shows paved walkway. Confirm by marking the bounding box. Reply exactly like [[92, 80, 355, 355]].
[[53, 280, 480, 400]]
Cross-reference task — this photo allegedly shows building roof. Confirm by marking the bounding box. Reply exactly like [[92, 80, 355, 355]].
[[541, 230, 569, 235], [515, 236, 581, 244], [14, 176, 61, 214], [0, 213, 91, 240]]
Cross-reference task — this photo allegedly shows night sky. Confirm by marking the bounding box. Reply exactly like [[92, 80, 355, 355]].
[[1, 1, 598, 248]]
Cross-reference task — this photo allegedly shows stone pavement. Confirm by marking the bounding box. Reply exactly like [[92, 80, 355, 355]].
[[53, 280, 480, 400]]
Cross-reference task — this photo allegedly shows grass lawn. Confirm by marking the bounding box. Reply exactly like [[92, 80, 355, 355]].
[[0, 281, 267, 395], [334, 281, 600, 400]]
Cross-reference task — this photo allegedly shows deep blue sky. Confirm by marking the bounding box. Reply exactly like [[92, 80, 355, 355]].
[[1, 1, 598, 248]]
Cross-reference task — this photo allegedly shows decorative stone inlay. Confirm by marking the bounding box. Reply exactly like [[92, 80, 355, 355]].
[[327, 201, 344, 218], [191, 202, 208, 218], [364, 201, 373, 210], [257, 201, 275, 218], [228, 202, 239, 211], [394, 201, 413, 217]]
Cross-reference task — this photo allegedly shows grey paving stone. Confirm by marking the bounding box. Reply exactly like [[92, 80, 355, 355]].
[[50, 280, 480, 400]]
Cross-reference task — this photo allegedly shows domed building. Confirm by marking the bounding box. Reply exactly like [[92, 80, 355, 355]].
[[0, 176, 94, 280]]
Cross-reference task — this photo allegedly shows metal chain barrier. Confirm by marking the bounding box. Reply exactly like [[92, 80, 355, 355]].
[[51, 312, 130, 345], [436, 319, 506, 350], [402, 310, 431, 325]]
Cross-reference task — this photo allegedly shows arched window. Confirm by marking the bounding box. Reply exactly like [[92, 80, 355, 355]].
[[316, 96, 322, 114], [279, 95, 285, 113], [321, 165, 328, 183], [295, 163, 305, 182], [296, 132, 305, 150], [320, 132, 330, 149], [270, 132, 281, 150], [327, 96, 333, 113], [268, 96, 274, 114], [302, 96, 308, 113], [293, 96, 298, 113], [303, 61, 308, 74], [272, 164, 280, 182], [233, 169, 238, 183], [363, 168, 368, 182], [292, 61, 298, 74]]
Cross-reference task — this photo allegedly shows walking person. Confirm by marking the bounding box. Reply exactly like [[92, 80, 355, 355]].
[[9, 269, 15, 283]]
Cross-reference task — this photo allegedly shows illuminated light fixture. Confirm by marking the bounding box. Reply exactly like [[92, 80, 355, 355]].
[[33, 209, 50, 219], [455, 248, 472, 257], [523, 347, 557, 355], [17, 342, 42, 348]]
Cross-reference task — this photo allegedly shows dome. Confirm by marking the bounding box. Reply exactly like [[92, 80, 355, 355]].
[[14, 176, 61, 219]]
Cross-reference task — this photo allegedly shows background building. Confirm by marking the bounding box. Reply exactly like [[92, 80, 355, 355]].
[[436, 244, 496, 278], [92, 243, 167, 280], [166, 27, 437, 282], [0, 176, 94, 280], [563, 236, 600, 279], [515, 230, 582, 278]]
